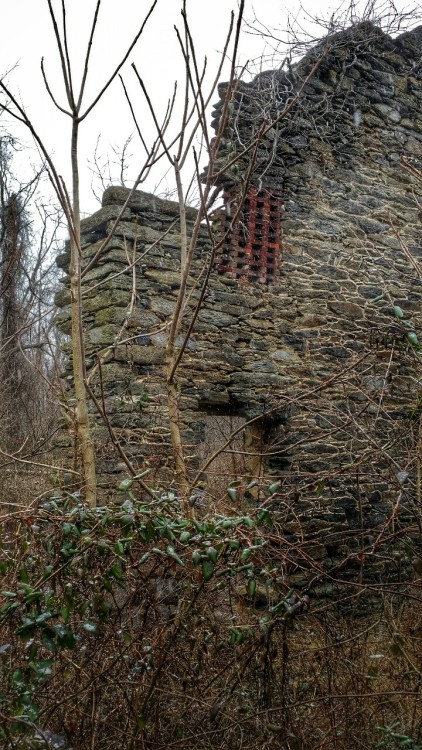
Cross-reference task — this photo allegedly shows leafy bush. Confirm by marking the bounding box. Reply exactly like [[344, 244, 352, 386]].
[[0, 491, 420, 749]]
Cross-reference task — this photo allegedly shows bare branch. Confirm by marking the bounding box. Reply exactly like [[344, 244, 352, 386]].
[[61, 0, 74, 98], [40, 57, 72, 116], [79, 0, 159, 122], [77, 0, 101, 110], [45, 0, 74, 108]]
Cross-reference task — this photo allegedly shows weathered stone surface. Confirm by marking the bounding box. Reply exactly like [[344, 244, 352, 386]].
[[144, 269, 182, 287], [56, 22, 422, 587], [328, 301, 365, 319], [87, 325, 117, 347], [112, 345, 165, 365], [84, 289, 129, 312]]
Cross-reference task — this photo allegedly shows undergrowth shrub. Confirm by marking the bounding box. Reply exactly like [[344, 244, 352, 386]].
[[0, 489, 421, 749]]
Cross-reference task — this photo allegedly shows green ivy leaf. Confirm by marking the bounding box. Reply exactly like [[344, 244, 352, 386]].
[[407, 331, 419, 347], [247, 578, 257, 598], [267, 480, 281, 494], [267, 724, 282, 733], [83, 621, 98, 634], [166, 546, 184, 566], [25, 591, 43, 604], [114, 541, 125, 556], [118, 479, 133, 492], [206, 546, 218, 564], [54, 625, 76, 649], [16, 619, 37, 637], [192, 549, 202, 566], [19, 568, 30, 583], [257, 510, 272, 526], [229, 628, 244, 645], [109, 564, 123, 580], [35, 611, 54, 626], [60, 606, 71, 624], [202, 559, 215, 582]]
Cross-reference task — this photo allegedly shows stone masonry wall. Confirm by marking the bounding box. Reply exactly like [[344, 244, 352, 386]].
[[55, 23, 422, 590]]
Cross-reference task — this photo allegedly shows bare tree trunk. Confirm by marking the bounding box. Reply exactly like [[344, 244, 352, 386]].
[[0, 194, 23, 449], [165, 157, 190, 506], [166, 361, 190, 500], [69, 120, 96, 506]]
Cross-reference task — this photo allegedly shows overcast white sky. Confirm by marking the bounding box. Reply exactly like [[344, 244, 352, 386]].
[[0, 0, 419, 215]]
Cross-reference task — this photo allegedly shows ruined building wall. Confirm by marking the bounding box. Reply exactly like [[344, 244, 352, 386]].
[[55, 24, 422, 588]]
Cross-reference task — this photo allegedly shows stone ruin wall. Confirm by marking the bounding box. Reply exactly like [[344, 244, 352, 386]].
[[55, 24, 422, 588]]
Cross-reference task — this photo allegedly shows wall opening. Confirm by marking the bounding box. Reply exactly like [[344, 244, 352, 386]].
[[196, 414, 268, 508], [197, 415, 247, 505], [216, 187, 282, 284]]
